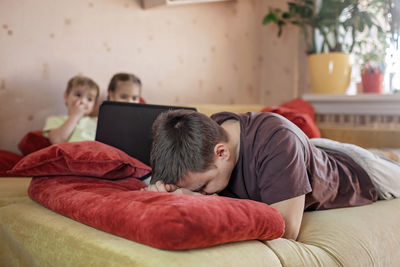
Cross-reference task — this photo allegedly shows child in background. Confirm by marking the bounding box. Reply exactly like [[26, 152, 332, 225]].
[[107, 72, 146, 103], [43, 75, 100, 144]]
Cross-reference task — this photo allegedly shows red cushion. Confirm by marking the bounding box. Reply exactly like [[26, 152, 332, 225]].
[[18, 131, 52, 156], [28, 176, 285, 250], [0, 150, 23, 176], [9, 141, 151, 179], [261, 98, 321, 138], [281, 98, 316, 120]]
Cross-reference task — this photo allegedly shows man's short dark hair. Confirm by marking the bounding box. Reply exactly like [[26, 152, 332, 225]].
[[150, 109, 228, 185]]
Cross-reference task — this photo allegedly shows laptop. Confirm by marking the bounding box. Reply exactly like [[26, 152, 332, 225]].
[[95, 101, 197, 173]]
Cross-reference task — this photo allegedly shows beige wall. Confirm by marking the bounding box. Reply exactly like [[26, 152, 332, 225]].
[[0, 0, 304, 153]]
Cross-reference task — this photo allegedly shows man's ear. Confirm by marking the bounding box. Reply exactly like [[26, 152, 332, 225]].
[[214, 143, 230, 160]]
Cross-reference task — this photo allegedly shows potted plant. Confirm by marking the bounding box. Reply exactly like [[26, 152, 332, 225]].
[[361, 62, 384, 93], [354, 0, 400, 93], [263, 0, 385, 94], [365, 0, 400, 93], [354, 31, 388, 93]]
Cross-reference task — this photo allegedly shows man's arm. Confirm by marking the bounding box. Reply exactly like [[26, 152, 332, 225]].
[[270, 194, 305, 240]]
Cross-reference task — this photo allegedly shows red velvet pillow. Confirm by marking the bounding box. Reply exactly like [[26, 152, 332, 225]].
[[261, 98, 321, 138], [18, 131, 52, 156], [281, 98, 316, 120], [0, 150, 23, 176], [261, 106, 321, 138], [28, 176, 284, 250], [9, 141, 151, 179]]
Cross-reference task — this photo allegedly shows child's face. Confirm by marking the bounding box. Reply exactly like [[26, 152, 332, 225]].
[[64, 86, 98, 116], [109, 81, 141, 103]]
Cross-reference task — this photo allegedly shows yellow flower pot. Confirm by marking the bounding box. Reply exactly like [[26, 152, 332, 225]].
[[308, 53, 351, 94]]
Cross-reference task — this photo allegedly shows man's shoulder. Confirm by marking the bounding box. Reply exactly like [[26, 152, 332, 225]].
[[211, 112, 297, 137], [211, 111, 282, 122], [211, 112, 239, 125], [241, 112, 294, 131]]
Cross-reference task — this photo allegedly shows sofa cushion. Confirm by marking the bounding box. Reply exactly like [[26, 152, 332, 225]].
[[0, 150, 23, 176], [28, 176, 285, 250], [261, 106, 321, 138], [0, 177, 31, 207], [18, 131, 52, 156], [261, 98, 321, 138], [265, 199, 400, 266], [9, 141, 151, 179], [281, 98, 316, 120]]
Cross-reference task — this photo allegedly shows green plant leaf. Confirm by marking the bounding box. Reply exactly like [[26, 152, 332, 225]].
[[262, 0, 392, 55], [282, 12, 292, 19], [263, 12, 280, 25], [299, 5, 313, 18]]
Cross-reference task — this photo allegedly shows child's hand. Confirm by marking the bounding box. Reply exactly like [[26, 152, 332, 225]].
[[69, 100, 90, 118]]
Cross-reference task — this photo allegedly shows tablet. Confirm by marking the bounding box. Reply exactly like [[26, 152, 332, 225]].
[[95, 101, 197, 167]]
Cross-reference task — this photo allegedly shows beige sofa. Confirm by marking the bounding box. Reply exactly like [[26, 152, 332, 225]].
[[1, 104, 400, 266], [0, 177, 31, 208]]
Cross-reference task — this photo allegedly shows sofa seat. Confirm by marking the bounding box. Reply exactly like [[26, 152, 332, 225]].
[[0, 199, 282, 267], [1, 195, 399, 266], [266, 198, 400, 266], [0, 177, 31, 208]]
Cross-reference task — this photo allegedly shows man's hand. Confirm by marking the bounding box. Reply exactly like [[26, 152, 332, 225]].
[[172, 188, 202, 196], [142, 181, 201, 195], [142, 181, 178, 192]]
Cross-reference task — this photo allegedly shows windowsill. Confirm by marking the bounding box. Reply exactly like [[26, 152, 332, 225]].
[[142, 0, 232, 8], [302, 93, 400, 115]]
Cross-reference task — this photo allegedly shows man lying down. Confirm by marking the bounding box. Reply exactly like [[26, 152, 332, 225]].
[[143, 110, 400, 240]]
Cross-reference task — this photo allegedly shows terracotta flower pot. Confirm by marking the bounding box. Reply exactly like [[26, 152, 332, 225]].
[[308, 53, 351, 94], [361, 73, 383, 94]]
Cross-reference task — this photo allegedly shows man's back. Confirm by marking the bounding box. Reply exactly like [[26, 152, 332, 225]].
[[211, 111, 377, 210]]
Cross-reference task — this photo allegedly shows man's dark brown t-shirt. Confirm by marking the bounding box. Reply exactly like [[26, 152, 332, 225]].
[[211, 112, 377, 211]]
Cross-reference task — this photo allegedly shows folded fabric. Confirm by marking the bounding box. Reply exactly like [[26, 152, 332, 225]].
[[28, 176, 285, 250], [0, 150, 23, 176], [368, 148, 400, 163], [9, 141, 151, 179], [18, 131, 52, 156], [280, 98, 316, 120], [261, 98, 321, 138]]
